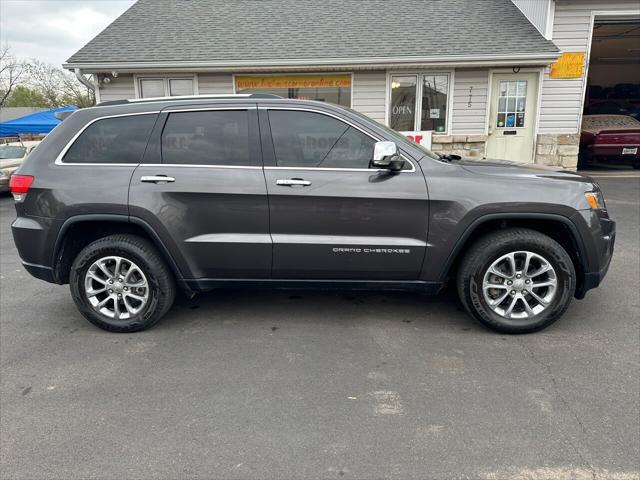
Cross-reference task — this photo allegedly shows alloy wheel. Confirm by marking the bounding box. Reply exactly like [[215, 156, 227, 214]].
[[84, 256, 150, 320], [482, 251, 558, 320]]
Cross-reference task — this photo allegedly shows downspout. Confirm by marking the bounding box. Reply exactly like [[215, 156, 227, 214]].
[[74, 68, 95, 91]]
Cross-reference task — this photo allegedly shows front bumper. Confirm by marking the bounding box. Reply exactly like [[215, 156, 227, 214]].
[[573, 210, 616, 298]]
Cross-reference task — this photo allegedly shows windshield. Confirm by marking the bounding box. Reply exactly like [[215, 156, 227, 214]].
[[345, 107, 440, 160], [0, 145, 27, 159]]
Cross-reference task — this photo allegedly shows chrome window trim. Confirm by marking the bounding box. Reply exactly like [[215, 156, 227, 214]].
[[55, 108, 259, 167], [140, 163, 262, 170], [54, 111, 161, 166], [261, 107, 416, 173], [54, 106, 417, 172]]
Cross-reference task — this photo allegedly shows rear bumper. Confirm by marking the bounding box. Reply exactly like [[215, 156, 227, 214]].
[[12, 215, 62, 284], [22, 261, 56, 283]]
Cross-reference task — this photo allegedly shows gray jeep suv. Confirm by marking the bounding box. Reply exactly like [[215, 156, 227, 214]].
[[10, 95, 615, 333]]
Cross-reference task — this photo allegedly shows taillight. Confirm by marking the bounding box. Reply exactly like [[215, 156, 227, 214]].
[[9, 174, 34, 201]]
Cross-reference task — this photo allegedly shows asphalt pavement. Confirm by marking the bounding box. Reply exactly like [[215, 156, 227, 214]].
[[1, 175, 638, 480]]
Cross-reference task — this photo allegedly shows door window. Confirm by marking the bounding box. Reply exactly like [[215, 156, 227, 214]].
[[161, 110, 255, 166], [268, 110, 376, 169], [496, 80, 527, 128], [63, 114, 157, 164]]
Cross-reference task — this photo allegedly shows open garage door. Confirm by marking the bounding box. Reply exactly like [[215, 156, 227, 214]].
[[580, 18, 640, 171]]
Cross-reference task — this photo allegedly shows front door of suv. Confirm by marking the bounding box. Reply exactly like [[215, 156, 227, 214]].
[[129, 105, 271, 279], [260, 107, 429, 280]]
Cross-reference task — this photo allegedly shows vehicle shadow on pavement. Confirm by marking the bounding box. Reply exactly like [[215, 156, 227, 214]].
[[157, 286, 482, 334]]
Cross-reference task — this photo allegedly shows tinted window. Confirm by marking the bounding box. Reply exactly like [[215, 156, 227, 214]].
[[63, 114, 157, 164], [268, 110, 375, 169], [161, 110, 253, 166]]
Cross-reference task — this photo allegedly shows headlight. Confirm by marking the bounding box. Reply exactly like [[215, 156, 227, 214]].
[[584, 190, 606, 210]]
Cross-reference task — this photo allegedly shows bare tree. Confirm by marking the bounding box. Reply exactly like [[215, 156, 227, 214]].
[[0, 44, 27, 107], [26, 60, 95, 108]]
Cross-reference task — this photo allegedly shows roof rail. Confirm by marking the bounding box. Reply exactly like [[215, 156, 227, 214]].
[[97, 93, 282, 106]]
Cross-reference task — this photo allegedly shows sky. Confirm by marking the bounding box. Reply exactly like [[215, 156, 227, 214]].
[[0, 0, 136, 66]]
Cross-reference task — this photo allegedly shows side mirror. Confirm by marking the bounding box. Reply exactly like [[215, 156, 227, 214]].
[[371, 141, 405, 171]]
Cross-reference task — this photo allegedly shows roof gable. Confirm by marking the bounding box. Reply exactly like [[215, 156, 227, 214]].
[[66, 0, 559, 67]]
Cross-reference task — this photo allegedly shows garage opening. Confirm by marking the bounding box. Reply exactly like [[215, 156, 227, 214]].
[[580, 18, 640, 171]]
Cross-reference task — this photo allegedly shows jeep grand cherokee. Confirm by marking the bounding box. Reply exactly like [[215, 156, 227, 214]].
[[10, 94, 615, 333]]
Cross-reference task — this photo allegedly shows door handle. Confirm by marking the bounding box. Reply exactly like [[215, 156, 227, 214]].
[[276, 179, 311, 187], [140, 175, 175, 184]]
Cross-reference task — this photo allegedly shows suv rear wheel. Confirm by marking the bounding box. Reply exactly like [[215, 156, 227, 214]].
[[69, 234, 175, 332], [457, 228, 575, 334]]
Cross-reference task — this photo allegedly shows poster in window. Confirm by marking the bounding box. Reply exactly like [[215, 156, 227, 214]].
[[506, 114, 515, 128]]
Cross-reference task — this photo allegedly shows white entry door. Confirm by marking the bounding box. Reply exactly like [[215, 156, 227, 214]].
[[486, 73, 539, 162]]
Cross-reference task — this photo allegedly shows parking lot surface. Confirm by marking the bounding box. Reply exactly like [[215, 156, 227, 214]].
[[1, 175, 638, 480]]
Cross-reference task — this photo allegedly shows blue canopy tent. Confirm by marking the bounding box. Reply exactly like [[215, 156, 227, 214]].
[[0, 106, 78, 137]]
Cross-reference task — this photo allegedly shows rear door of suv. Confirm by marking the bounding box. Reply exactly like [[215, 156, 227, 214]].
[[260, 105, 429, 280], [129, 103, 271, 280]]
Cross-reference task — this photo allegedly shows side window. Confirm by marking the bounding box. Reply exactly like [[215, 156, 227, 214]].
[[161, 110, 253, 166], [268, 110, 376, 169], [63, 114, 157, 164]]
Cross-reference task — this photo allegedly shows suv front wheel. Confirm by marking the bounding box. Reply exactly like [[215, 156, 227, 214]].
[[457, 228, 576, 333], [69, 234, 176, 332]]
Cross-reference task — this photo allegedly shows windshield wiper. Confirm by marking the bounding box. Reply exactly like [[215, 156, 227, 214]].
[[438, 153, 462, 162]]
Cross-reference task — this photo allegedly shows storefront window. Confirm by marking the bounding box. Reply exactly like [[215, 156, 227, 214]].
[[235, 74, 351, 107], [389, 73, 450, 133], [390, 75, 417, 131], [420, 75, 449, 132]]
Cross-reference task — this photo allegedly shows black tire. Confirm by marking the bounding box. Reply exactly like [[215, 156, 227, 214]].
[[457, 228, 575, 334], [70, 234, 176, 332]]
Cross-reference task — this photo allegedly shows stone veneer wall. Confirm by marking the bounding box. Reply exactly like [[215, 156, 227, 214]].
[[535, 134, 580, 169], [430, 135, 488, 158], [431, 133, 580, 170]]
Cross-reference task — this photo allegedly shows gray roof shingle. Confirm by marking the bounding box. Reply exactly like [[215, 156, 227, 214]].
[[66, 0, 559, 66]]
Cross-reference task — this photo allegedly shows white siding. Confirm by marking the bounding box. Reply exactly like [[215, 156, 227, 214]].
[[511, 0, 552, 37], [351, 71, 386, 124], [538, 0, 640, 134], [451, 69, 489, 135], [197, 73, 233, 94], [98, 74, 135, 101]]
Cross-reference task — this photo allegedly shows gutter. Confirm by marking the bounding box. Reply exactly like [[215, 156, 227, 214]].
[[63, 52, 561, 73], [74, 68, 95, 92]]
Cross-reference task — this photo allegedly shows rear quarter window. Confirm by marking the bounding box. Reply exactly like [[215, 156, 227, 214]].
[[62, 114, 157, 164]]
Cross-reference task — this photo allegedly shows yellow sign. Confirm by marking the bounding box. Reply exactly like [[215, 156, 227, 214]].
[[235, 74, 351, 90], [549, 52, 586, 79]]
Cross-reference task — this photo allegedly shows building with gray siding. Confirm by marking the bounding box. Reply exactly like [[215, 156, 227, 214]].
[[64, 0, 640, 169]]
